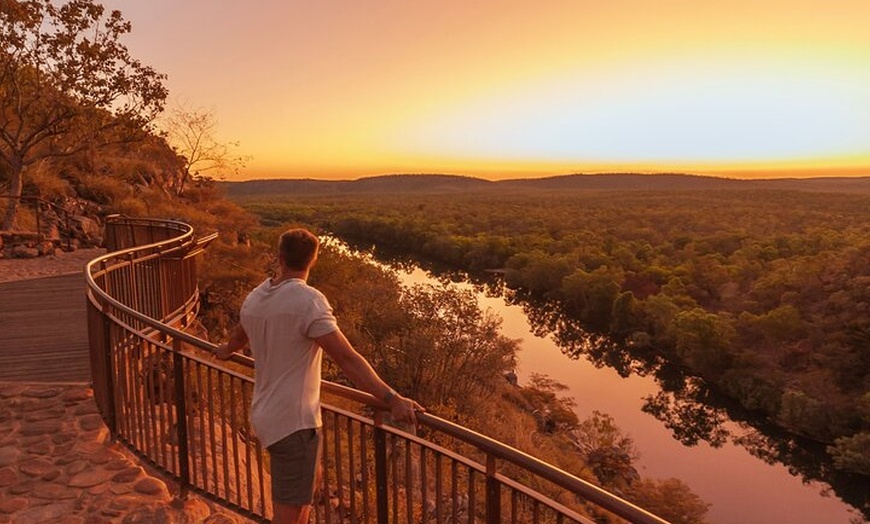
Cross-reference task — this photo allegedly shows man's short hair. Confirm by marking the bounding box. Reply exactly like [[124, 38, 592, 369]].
[[278, 229, 319, 271]]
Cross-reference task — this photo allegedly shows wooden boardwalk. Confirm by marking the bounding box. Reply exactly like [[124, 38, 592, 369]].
[[0, 273, 90, 382]]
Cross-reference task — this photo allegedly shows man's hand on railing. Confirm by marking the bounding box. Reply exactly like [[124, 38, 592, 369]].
[[214, 324, 248, 360], [213, 342, 233, 360], [384, 389, 425, 428]]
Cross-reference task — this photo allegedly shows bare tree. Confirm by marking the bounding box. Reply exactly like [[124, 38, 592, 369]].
[[161, 102, 248, 195], [0, 0, 167, 229]]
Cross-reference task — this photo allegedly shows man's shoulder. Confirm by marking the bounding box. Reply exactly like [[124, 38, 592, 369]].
[[298, 282, 331, 305]]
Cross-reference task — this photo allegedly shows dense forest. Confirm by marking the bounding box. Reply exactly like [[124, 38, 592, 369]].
[[232, 183, 870, 486]]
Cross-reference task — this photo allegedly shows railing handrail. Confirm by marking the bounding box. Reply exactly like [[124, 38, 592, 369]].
[[86, 216, 672, 524], [0, 194, 74, 249]]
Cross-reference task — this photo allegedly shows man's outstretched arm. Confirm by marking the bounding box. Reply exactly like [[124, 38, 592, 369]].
[[215, 324, 248, 360], [316, 329, 424, 425]]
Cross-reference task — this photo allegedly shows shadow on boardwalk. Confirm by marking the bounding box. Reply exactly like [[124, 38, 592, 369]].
[[0, 274, 89, 383]]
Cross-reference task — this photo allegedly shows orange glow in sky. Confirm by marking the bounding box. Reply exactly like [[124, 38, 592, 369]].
[[104, 0, 870, 180]]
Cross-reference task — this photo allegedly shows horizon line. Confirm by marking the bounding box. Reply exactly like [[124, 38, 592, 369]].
[[224, 168, 870, 184]]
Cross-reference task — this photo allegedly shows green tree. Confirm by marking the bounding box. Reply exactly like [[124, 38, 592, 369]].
[[574, 410, 638, 488], [0, 0, 166, 228], [389, 283, 518, 412], [828, 433, 870, 475], [627, 477, 710, 524], [672, 308, 736, 378]]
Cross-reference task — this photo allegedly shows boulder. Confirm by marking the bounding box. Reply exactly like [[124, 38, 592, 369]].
[[10, 245, 39, 258], [37, 241, 55, 256], [69, 215, 103, 247]]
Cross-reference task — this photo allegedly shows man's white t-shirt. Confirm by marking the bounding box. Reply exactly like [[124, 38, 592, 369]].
[[240, 277, 338, 448]]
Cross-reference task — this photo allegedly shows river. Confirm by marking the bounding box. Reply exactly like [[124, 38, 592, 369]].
[[349, 246, 865, 524]]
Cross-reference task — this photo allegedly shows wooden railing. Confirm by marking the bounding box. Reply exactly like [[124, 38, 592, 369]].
[[85, 216, 672, 524]]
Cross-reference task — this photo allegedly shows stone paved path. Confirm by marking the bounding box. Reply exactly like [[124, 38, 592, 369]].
[[0, 382, 253, 524], [0, 250, 260, 522]]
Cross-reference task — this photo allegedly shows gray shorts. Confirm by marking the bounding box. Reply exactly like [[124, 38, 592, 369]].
[[267, 427, 322, 506]]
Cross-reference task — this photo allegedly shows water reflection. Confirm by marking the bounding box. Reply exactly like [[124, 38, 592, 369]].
[[340, 238, 869, 520], [508, 286, 868, 518]]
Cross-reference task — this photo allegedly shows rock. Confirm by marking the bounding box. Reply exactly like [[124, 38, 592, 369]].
[[31, 483, 78, 500], [87, 445, 114, 464], [0, 497, 28, 514], [23, 386, 63, 399], [87, 483, 110, 495], [21, 435, 49, 447], [105, 458, 132, 471], [10, 245, 39, 258], [66, 460, 89, 476], [121, 506, 178, 524], [0, 446, 20, 467], [9, 481, 33, 495], [179, 497, 210, 522], [52, 432, 77, 445], [0, 467, 18, 488], [0, 384, 25, 398], [109, 495, 142, 511], [24, 409, 65, 422], [37, 241, 55, 256], [20, 398, 58, 412], [112, 466, 143, 483], [84, 515, 114, 524], [69, 215, 103, 247], [110, 483, 132, 495], [41, 468, 61, 481], [14, 502, 74, 523], [134, 476, 167, 496], [73, 403, 99, 416], [79, 413, 104, 432], [19, 458, 57, 478], [53, 516, 85, 524], [204, 514, 241, 524], [54, 449, 78, 465], [68, 468, 112, 488], [19, 419, 63, 436], [26, 439, 52, 456], [62, 389, 92, 403]]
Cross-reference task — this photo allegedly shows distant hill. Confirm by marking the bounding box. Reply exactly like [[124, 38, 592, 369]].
[[222, 173, 870, 197], [223, 174, 495, 197]]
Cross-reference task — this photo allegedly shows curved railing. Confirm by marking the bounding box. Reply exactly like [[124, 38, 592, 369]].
[[86, 216, 672, 524]]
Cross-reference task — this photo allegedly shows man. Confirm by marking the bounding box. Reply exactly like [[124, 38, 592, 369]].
[[215, 228, 422, 524]]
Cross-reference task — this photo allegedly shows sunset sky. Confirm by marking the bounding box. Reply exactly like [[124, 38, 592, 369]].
[[103, 0, 870, 180]]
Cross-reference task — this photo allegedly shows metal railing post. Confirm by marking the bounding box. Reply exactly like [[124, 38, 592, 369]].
[[102, 313, 117, 434], [173, 338, 191, 497], [374, 413, 389, 524], [486, 453, 501, 524]]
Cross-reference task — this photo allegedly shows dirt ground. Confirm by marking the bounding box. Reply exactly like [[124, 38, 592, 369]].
[[0, 247, 106, 283]]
